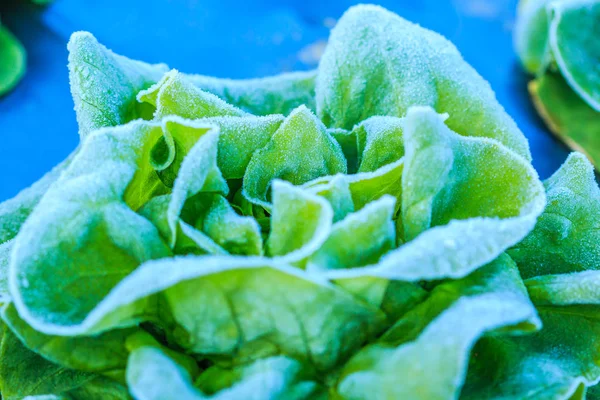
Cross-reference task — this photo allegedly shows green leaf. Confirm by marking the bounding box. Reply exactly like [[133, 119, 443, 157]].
[[196, 357, 321, 399], [243, 105, 347, 208], [528, 72, 600, 169], [401, 106, 544, 242], [125, 330, 201, 381], [508, 152, 600, 278], [514, 0, 553, 74], [68, 32, 168, 137], [186, 70, 317, 116], [10, 120, 173, 336], [337, 254, 540, 400], [316, 4, 531, 160], [462, 309, 600, 400], [69, 31, 315, 136], [307, 195, 396, 271], [127, 346, 320, 400], [137, 70, 247, 119], [202, 115, 284, 179], [354, 116, 405, 173], [549, 0, 600, 111], [154, 256, 385, 370], [303, 174, 354, 223], [463, 152, 600, 399], [200, 195, 262, 256], [165, 122, 228, 246], [267, 180, 333, 261], [139, 194, 226, 256], [0, 24, 26, 96], [306, 157, 405, 214], [0, 326, 94, 399], [2, 303, 132, 376], [322, 107, 545, 282]]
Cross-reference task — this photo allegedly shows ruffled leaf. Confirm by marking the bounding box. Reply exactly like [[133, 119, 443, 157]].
[[0, 326, 94, 399], [322, 107, 545, 282], [1, 303, 132, 376], [354, 116, 405, 173], [508, 152, 600, 278], [10, 120, 174, 336], [149, 256, 384, 370], [68, 32, 168, 137], [303, 174, 354, 223], [337, 254, 540, 400], [200, 195, 262, 256], [127, 346, 320, 400], [203, 115, 284, 179], [267, 180, 333, 261], [307, 195, 396, 271], [186, 69, 317, 116], [464, 152, 600, 399], [243, 105, 347, 208], [137, 70, 247, 119], [317, 4, 531, 160], [549, 0, 600, 111]]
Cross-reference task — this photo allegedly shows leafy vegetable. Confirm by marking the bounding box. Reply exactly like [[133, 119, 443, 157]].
[[515, 0, 600, 167], [3, 3, 600, 399]]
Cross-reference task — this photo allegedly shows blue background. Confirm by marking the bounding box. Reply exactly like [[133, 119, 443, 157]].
[[0, 0, 570, 201]]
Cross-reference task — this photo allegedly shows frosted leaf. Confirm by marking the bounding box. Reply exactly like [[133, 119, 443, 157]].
[[302, 174, 354, 223], [166, 121, 228, 247], [302, 158, 404, 214], [68, 32, 316, 137], [195, 357, 321, 399], [242, 105, 347, 208], [200, 195, 263, 256], [339, 254, 540, 400], [316, 4, 531, 160], [348, 159, 404, 212], [9, 119, 175, 336], [509, 152, 600, 278], [307, 195, 396, 271], [463, 309, 600, 399], [354, 116, 405, 173], [320, 107, 545, 282], [462, 154, 600, 400], [159, 256, 385, 370], [128, 349, 321, 400], [549, 0, 600, 111], [515, 0, 600, 166], [197, 115, 284, 179], [138, 195, 225, 256], [137, 70, 247, 120], [186, 70, 317, 116], [267, 180, 333, 263], [68, 32, 168, 138]]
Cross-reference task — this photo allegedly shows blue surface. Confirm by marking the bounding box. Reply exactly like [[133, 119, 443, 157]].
[[0, 0, 570, 201]]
